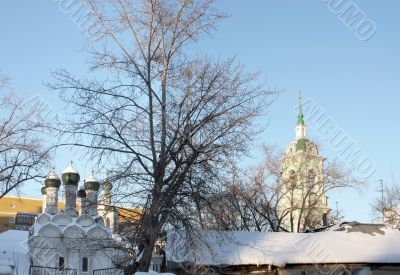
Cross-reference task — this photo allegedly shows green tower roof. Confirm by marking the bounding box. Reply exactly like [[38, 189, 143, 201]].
[[296, 138, 309, 152], [297, 93, 305, 126]]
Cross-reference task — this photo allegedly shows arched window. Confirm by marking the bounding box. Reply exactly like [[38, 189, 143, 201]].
[[308, 170, 315, 188], [58, 257, 64, 271], [82, 257, 88, 272], [309, 192, 317, 203], [106, 217, 111, 228], [288, 170, 297, 189]]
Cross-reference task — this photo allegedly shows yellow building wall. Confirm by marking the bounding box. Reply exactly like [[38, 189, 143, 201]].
[[118, 207, 142, 224], [0, 196, 141, 232], [0, 196, 64, 232]]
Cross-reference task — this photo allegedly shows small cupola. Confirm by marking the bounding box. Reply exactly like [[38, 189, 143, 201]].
[[101, 173, 113, 208], [44, 168, 61, 189], [77, 185, 88, 216], [62, 161, 80, 216], [103, 177, 113, 193], [84, 172, 100, 191], [44, 168, 61, 214], [62, 161, 80, 186], [77, 185, 87, 198], [84, 171, 100, 216], [41, 186, 47, 195]]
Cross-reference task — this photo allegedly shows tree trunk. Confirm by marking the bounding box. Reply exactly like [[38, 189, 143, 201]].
[[138, 224, 160, 271]]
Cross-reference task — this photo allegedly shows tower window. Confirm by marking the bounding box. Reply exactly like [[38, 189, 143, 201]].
[[106, 217, 111, 228], [309, 192, 317, 205], [289, 170, 297, 189], [59, 257, 65, 271], [82, 257, 88, 272], [308, 170, 315, 188]]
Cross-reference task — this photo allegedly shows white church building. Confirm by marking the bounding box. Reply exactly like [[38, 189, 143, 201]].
[[0, 163, 124, 275], [30, 163, 122, 274]]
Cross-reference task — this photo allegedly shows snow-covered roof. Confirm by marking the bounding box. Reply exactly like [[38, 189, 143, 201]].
[[47, 168, 60, 180], [31, 212, 110, 237], [166, 223, 400, 267], [85, 173, 99, 183], [62, 162, 79, 174]]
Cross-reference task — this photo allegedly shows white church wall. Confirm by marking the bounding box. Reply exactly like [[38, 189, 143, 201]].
[[27, 165, 121, 274]]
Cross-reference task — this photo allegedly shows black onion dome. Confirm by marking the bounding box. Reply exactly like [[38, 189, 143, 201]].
[[84, 172, 100, 191], [77, 188, 87, 198], [44, 168, 61, 188], [62, 162, 80, 186]]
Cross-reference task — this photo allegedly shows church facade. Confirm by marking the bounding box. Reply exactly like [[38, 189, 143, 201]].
[[27, 164, 122, 274], [279, 96, 329, 232]]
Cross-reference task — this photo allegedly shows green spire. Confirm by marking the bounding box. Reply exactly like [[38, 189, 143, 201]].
[[297, 92, 305, 126]]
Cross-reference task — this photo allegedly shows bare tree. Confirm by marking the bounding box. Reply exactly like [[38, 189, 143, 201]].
[[206, 145, 363, 233], [0, 72, 10, 88], [0, 91, 50, 199], [49, 0, 276, 271], [194, 166, 273, 232], [371, 179, 400, 228]]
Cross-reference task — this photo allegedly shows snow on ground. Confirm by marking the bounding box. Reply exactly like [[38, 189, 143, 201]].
[[0, 230, 30, 274], [166, 223, 400, 267], [0, 264, 13, 273]]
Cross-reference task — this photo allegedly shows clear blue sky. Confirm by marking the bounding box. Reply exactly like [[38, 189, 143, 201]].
[[1, 1, 400, 222]]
